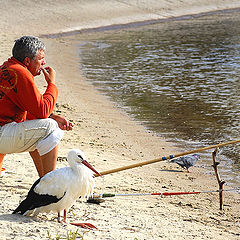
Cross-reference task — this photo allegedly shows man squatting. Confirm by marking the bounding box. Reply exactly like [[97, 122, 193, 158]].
[[0, 36, 73, 177]]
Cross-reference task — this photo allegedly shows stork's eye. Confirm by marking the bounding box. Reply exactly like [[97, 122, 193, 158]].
[[77, 154, 84, 160]]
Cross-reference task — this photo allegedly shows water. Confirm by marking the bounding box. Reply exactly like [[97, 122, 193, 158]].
[[77, 10, 240, 187]]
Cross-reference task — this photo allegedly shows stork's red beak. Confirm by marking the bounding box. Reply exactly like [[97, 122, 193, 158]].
[[82, 160, 101, 176]]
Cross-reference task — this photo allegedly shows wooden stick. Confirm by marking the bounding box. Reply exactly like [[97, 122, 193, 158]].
[[212, 148, 225, 210], [95, 139, 240, 177]]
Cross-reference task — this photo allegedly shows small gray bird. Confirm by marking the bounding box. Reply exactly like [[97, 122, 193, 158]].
[[170, 154, 200, 172]]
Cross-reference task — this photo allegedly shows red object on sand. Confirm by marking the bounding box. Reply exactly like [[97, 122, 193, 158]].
[[1, 167, 6, 176]]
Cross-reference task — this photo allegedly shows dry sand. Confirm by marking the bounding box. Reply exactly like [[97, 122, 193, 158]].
[[0, 1, 240, 239]]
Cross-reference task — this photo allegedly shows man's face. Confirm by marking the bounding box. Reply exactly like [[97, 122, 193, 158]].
[[27, 49, 46, 76]]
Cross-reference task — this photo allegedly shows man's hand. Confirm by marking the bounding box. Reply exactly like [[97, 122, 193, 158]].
[[42, 66, 56, 84], [50, 114, 74, 131]]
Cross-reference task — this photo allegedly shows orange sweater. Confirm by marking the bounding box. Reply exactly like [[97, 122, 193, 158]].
[[0, 57, 58, 126]]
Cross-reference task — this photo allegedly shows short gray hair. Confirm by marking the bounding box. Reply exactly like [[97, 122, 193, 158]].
[[12, 36, 46, 63]]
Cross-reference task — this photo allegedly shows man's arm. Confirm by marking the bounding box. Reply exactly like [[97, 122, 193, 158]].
[[19, 66, 58, 119]]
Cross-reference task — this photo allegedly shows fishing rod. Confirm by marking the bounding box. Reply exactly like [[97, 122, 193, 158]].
[[90, 188, 240, 199], [95, 139, 240, 177]]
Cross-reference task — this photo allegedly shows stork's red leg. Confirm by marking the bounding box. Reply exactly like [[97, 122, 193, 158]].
[[63, 209, 67, 222], [57, 210, 67, 224], [57, 212, 61, 223], [58, 209, 97, 229]]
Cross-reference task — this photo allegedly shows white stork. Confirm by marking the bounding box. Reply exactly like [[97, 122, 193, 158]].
[[13, 149, 101, 229]]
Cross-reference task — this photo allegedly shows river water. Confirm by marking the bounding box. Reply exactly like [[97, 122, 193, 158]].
[[77, 10, 240, 187]]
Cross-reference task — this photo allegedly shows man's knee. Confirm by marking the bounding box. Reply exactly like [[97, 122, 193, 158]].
[[36, 127, 64, 156], [36, 118, 59, 136], [0, 119, 61, 154]]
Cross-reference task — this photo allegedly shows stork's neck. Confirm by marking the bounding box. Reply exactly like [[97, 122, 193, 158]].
[[71, 163, 93, 177]]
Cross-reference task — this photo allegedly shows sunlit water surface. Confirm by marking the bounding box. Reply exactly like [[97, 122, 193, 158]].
[[77, 10, 240, 187]]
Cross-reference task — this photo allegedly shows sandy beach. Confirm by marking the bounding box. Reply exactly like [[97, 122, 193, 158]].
[[0, 1, 240, 239]]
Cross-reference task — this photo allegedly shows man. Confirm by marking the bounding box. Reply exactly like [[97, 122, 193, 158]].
[[0, 36, 73, 177]]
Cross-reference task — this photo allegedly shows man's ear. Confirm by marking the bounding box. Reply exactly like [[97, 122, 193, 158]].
[[23, 57, 31, 66]]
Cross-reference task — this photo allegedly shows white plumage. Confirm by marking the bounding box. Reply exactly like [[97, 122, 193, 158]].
[[13, 149, 100, 228]]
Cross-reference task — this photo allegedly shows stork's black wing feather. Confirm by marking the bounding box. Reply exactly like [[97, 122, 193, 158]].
[[13, 177, 65, 215]]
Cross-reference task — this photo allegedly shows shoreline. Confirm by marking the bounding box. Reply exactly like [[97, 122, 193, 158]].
[[41, 7, 240, 38], [0, 1, 240, 239]]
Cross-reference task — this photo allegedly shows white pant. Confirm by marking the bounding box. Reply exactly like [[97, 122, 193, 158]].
[[0, 119, 64, 156]]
